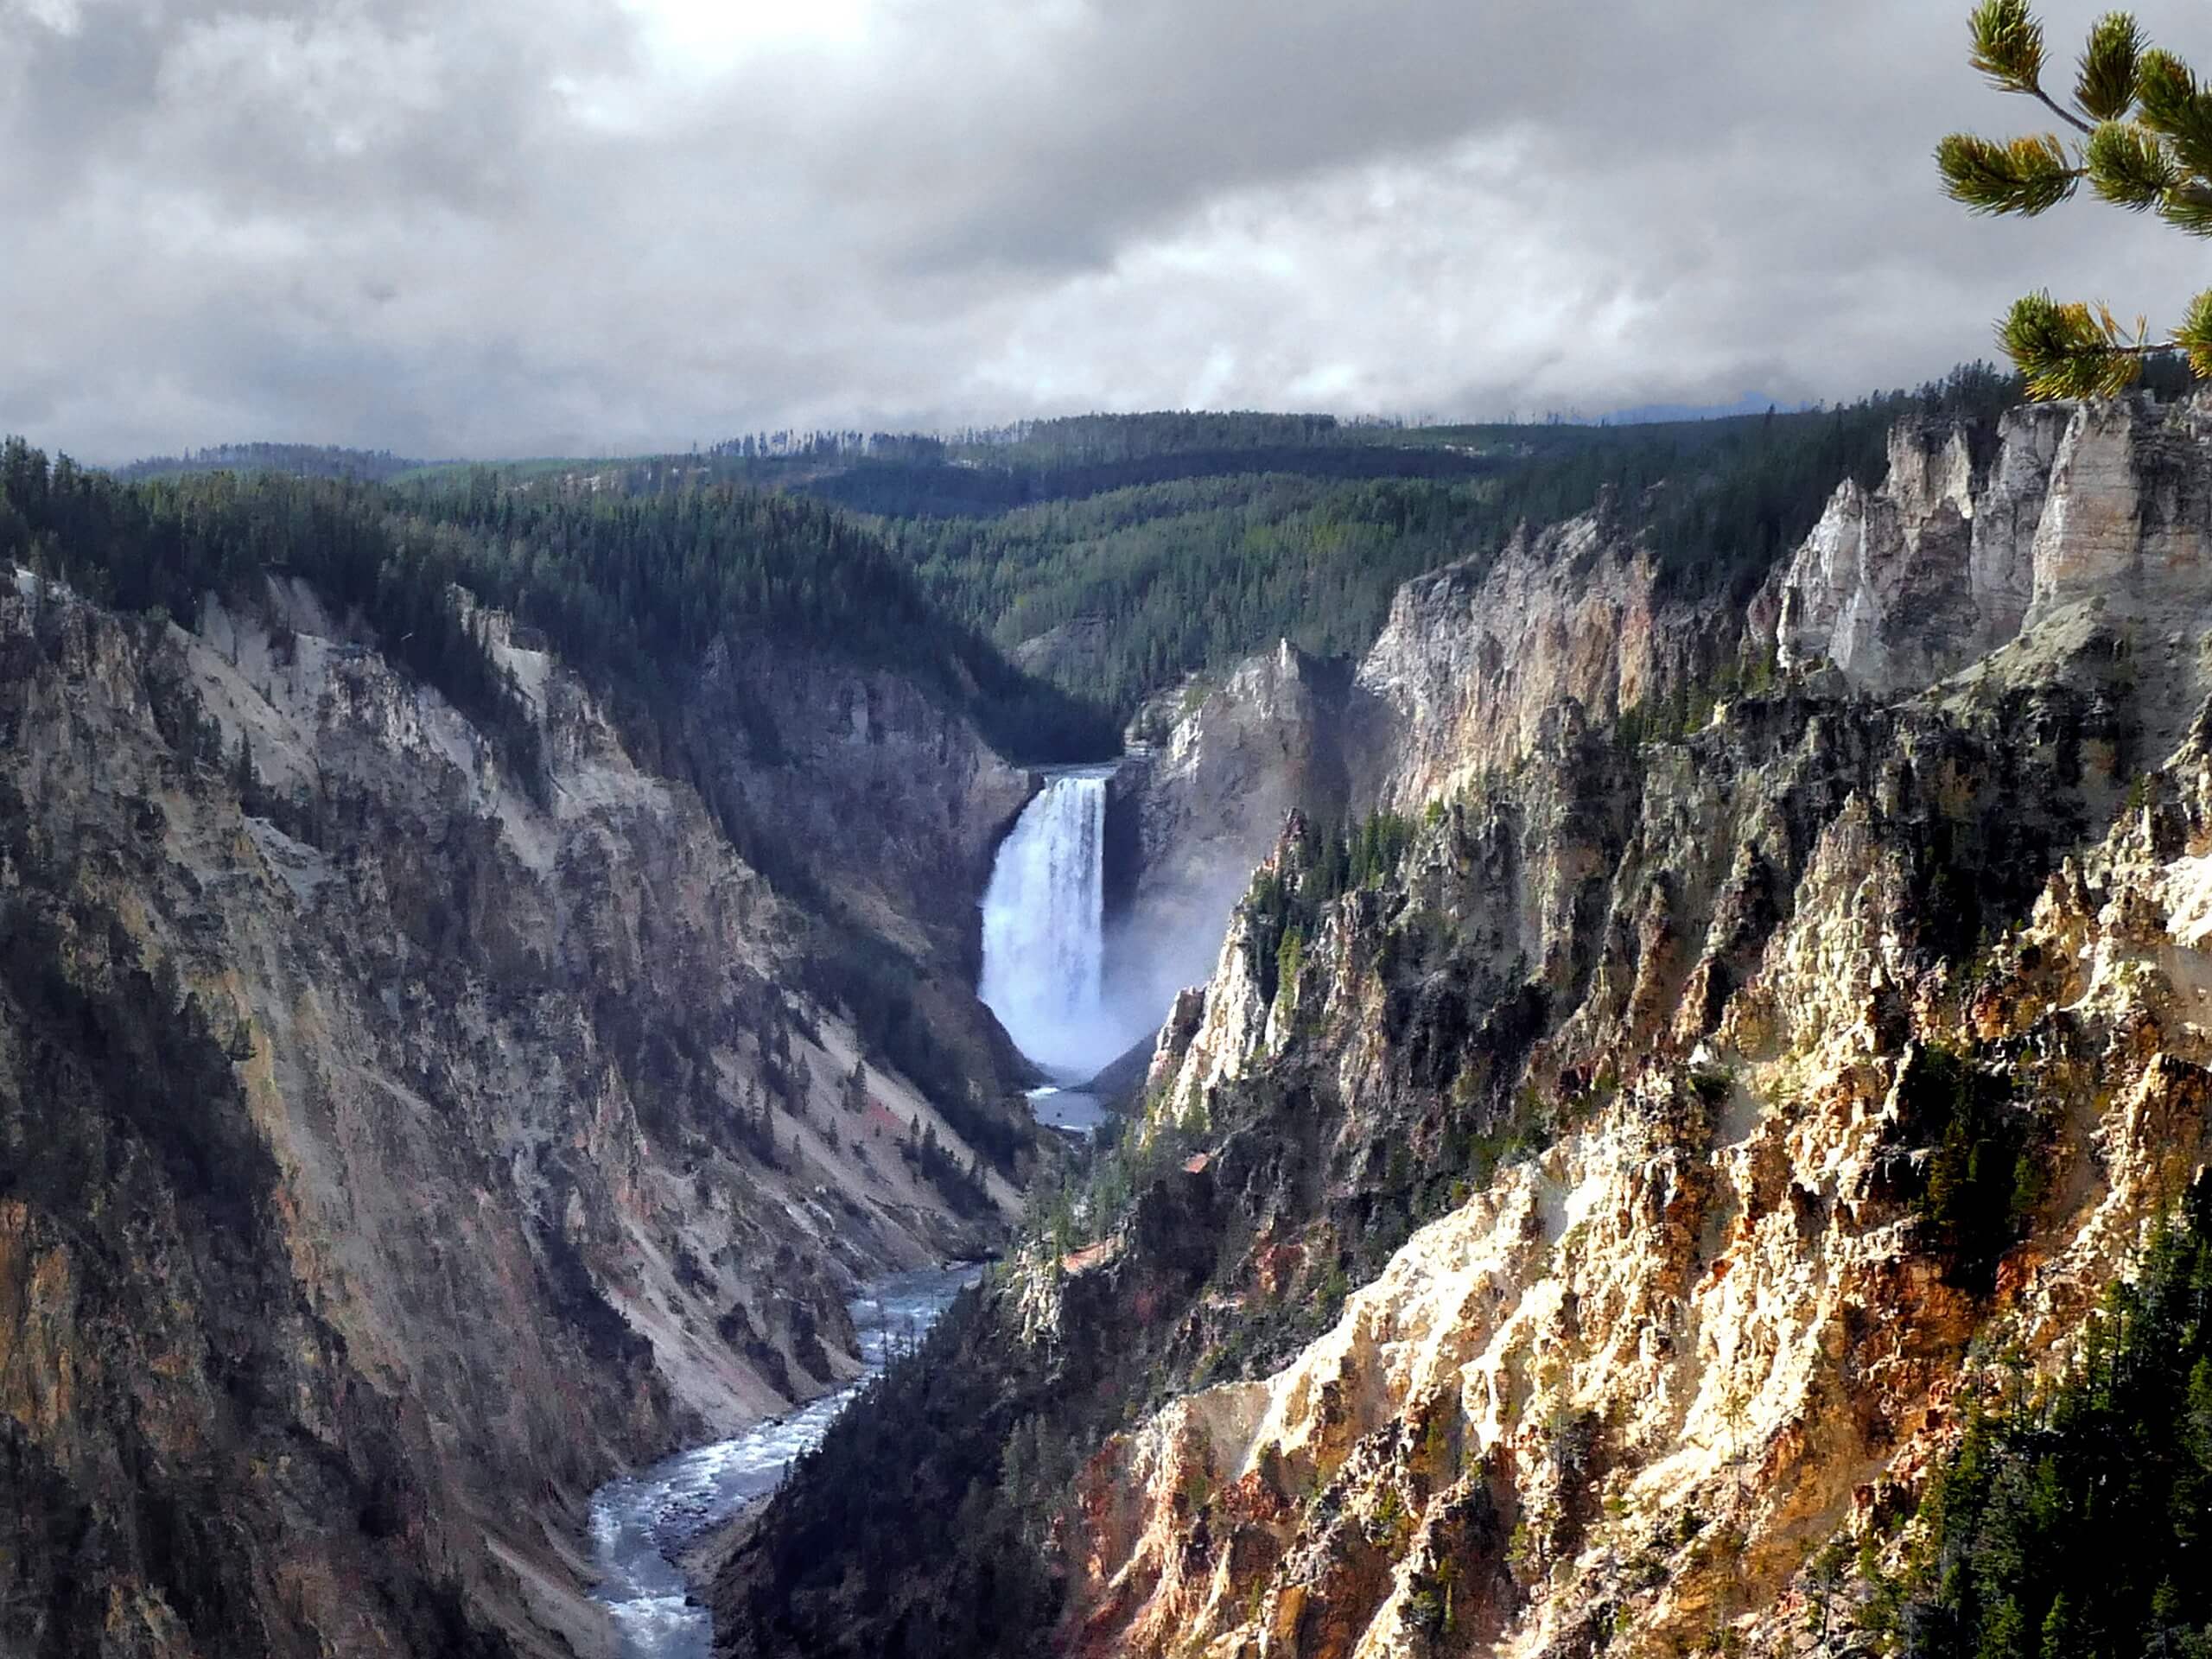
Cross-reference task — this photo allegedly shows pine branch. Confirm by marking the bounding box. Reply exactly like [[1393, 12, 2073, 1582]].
[[2155, 177, 2212, 238], [1970, 1, 2098, 131], [2136, 49, 2212, 175], [1971, 0, 2047, 94], [1999, 291, 2158, 399], [1938, 132, 2083, 215], [2031, 85, 2099, 136], [2075, 12, 2145, 123], [2085, 120, 2179, 208], [2171, 288, 2212, 377]]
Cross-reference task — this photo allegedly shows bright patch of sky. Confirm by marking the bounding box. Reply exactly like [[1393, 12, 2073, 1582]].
[[620, 0, 883, 66]]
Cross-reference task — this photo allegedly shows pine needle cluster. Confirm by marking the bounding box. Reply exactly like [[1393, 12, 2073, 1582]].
[[1940, 3, 2212, 397]]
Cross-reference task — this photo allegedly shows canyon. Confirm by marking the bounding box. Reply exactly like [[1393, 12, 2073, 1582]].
[[9, 387, 2212, 1659], [0, 560, 1036, 1657], [715, 390, 2212, 1658]]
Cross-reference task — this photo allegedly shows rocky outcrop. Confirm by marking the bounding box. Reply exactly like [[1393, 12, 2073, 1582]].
[[1355, 504, 1732, 809], [1105, 645, 1384, 1039], [0, 571, 1023, 1659], [690, 632, 1033, 967], [1770, 397, 2212, 725], [1767, 415, 2020, 696]]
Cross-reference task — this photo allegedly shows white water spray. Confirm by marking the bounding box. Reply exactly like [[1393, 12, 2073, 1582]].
[[980, 766, 1116, 1078]]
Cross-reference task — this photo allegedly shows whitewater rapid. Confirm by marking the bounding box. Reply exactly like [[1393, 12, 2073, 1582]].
[[588, 1265, 979, 1658]]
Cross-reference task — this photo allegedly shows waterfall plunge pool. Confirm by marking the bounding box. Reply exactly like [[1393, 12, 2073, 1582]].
[[588, 1264, 981, 1658], [1025, 1084, 1110, 1135]]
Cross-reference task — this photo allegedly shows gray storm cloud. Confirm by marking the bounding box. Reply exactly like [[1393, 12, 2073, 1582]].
[[3, 0, 2209, 461]]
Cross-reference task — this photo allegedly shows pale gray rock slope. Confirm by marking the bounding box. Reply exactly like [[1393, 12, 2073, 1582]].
[[1107, 643, 1389, 1043]]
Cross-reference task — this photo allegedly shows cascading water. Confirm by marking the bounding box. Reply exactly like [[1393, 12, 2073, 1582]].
[[979, 766, 1118, 1082], [588, 1266, 978, 1658]]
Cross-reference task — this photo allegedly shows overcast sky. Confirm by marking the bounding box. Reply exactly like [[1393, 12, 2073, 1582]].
[[5, 0, 2209, 462]]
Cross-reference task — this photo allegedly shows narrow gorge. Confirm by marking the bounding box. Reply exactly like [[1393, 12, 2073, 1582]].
[[588, 1266, 976, 1657]]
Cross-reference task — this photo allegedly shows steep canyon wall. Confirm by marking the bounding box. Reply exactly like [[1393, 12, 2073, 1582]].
[[718, 391, 2212, 1659]]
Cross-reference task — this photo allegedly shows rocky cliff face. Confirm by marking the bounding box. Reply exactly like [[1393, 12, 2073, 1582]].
[[1770, 397, 2212, 733], [691, 631, 1033, 969], [0, 571, 1024, 1658], [1357, 504, 1726, 810], [717, 392, 2212, 1659], [1109, 486, 1743, 933], [686, 630, 1039, 1113], [1104, 647, 1385, 1052], [1092, 492, 1740, 1046]]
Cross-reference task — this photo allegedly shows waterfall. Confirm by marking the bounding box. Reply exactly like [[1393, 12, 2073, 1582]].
[[980, 767, 1116, 1078]]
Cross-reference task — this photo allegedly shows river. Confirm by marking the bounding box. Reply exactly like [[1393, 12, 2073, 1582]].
[[587, 1263, 982, 1658]]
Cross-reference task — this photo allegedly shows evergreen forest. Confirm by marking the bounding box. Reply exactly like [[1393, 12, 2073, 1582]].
[[7, 359, 2056, 785]]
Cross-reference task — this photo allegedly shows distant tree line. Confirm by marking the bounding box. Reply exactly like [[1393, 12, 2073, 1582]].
[[800, 442, 1492, 522], [1, 435, 1118, 798], [705, 410, 1348, 473], [938, 410, 1345, 467], [111, 442, 429, 485]]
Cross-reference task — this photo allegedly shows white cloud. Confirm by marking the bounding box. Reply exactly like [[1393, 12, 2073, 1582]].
[[4, 0, 2209, 461]]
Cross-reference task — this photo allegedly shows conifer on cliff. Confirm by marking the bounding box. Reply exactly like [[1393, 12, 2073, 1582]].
[[1939, 3, 2212, 396]]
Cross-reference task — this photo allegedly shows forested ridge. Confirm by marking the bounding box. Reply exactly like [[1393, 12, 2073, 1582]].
[[83, 365, 2040, 728], [864, 365, 2030, 717], [0, 439, 551, 792], [402, 475, 1118, 765], [114, 442, 431, 485], [0, 435, 1118, 782]]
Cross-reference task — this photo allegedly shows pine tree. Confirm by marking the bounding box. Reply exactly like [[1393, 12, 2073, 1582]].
[[232, 733, 257, 803], [1938, 3, 2212, 396]]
